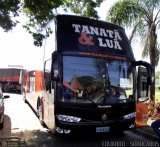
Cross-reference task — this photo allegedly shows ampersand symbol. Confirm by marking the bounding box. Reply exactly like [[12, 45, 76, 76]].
[[78, 32, 94, 45]]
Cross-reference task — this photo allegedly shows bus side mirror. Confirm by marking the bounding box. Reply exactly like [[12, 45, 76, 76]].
[[51, 52, 61, 81], [130, 60, 154, 85]]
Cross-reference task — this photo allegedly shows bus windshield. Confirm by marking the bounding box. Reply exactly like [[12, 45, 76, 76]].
[[62, 56, 134, 104]]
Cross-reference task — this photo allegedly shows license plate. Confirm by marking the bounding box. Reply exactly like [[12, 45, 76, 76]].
[[96, 127, 110, 133]]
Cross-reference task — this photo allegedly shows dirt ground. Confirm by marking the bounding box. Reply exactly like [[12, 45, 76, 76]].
[[0, 93, 52, 146]]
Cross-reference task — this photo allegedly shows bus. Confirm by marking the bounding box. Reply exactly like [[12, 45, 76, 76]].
[[0, 68, 24, 93], [21, 15, 153, 134]]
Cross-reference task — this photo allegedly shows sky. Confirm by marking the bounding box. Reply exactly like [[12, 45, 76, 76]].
[[0, 0, 156, 71]]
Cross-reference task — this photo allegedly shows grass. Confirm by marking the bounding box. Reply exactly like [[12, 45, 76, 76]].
[[155, 85, 160, 103], [155, 92, 160, 102]]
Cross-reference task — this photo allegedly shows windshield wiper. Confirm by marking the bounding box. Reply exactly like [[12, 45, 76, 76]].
[[76, 97, 96, 104], [112, 98, 131, 102]]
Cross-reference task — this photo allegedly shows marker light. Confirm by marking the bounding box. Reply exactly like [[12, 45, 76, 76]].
[[123, 112, 136, 119], [56, 114, 81, 122]]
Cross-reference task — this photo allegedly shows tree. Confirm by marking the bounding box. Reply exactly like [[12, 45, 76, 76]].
[[0, 0, 103, 46], [107, 0, 160, 100], [155, 71, 160, 79], [0, 0, 20, 31]]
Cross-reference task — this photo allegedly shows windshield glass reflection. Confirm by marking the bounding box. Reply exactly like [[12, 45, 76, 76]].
[[62, 56, 134, 104]]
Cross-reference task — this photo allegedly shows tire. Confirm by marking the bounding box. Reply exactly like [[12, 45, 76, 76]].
[[3, 83, 10, 92], [37, 100, 45, 126], [0, 83, 3, 91]]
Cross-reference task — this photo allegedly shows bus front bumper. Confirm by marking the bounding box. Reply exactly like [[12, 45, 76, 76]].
[[55, 118, 135, 134]]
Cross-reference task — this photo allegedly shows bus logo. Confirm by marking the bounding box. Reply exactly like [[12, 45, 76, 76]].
[[101, 114, 107, 122]]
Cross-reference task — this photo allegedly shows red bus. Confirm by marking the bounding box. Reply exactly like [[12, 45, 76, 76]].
[[21, 15, 153, 134], [0, 68, 24, 93]]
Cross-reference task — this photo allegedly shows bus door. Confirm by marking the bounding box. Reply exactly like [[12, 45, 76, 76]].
[[27, 71, 36, 107], [136, 66, 150, 127], [44, 59, 56, 133]]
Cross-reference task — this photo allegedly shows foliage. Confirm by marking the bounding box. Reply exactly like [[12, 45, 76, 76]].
[[24, 0, 103, 46], [0, 0, 103, 46], [107, 0, 160, 67], [156, 71, 160, 79], [107, 0, 160, 99], [0, 0, 21, 31]]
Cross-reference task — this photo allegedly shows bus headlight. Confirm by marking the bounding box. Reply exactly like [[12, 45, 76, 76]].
[[123, 112, 135, 119], [56, 127, 71, 134], [56, 114, 81, 122]]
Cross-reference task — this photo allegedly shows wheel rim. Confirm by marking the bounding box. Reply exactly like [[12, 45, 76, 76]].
[[37, 105, 42, 121]]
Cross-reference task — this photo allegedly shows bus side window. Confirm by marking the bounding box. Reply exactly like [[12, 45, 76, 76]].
[[44, 59, 51, 93], [51, 52, 61, 81], [137, 66, 149, 102]]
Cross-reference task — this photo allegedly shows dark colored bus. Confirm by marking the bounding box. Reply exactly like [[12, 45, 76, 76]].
[[21, 15, 153, 134]]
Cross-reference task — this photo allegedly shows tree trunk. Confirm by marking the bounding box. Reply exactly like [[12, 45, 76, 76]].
[[149, 23, 157, 103], [150, 65, 155, 102]]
